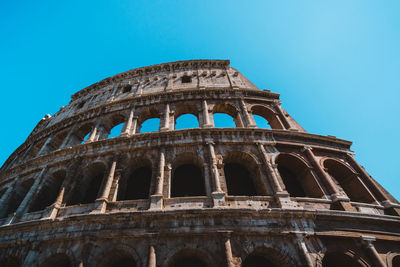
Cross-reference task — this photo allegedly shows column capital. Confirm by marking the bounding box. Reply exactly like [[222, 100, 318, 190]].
[[302, 145, 313, 151]]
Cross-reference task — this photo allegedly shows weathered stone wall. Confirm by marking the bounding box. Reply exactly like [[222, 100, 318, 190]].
[[0, 60, 399, 267]]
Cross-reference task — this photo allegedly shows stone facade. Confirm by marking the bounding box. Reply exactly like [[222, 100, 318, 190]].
[[0, 59, 399, 267]]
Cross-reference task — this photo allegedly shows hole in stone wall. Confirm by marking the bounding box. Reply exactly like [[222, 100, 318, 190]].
[[243, 254, 277, 267], [40, 253, 72, 267], [29, 170, 66, 212], [277, 165, 306, 197], [172, 164, 205, 197], [0, 256, 21, 267], [175, 114, 199, 130], [140, 118, 160, 133], [181, 76, 192, 83], [253, 114, 271, 129], [172, 256, 206, 267], [121, 166, 151, 200], [224, 163, 257, 196], [108, 123, 124, 138], [213, 113, 236, 128], [98, 250, 137, 267], [122, 84, 132, 93], [81, 132, 91, 144], [322, 252, 363, 267]]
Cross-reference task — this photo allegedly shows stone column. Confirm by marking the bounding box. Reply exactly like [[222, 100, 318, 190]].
[[361, 236, 386, 267], [274, 102, 291, 130], [224, 235, 236, 267], [207, 142, 225, 206], [15, 167, 47, 215], [0, 180, 17, 218], [240, 99, 256, 128], [257, 143, 284, 193], [160, 104, 170, 131], [37, 136, 52, 156], [148, 245, 156, 267], [121, 108, 137, 136], [93, 158, 118, 213], [59, 125, 77, 149], [203, 163, 212, 197], [202, 100, 212, 128], [295, 235, 314, 267], [150, 151, 165, 210]]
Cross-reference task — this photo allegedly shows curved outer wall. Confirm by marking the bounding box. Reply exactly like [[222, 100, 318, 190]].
[[0, 60, 399, 267]]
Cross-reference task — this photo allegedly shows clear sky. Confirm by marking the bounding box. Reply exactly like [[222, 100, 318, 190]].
[[1, 1, 399, 199]]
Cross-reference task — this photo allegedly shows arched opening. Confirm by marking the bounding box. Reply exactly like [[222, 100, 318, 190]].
[[212, 103, 241, 127], [251, 105, 284, 130], [29, 170, 66, 212], [322, 252, 363, 267], [223, 152, 267, 196], [1, 178, 34, 218], [213, 113, 236, 127], [175, 114, 199, 130], [169, 250, 210, 267], [172, 256, 207, 267], [324, 159, 375, 203], [118, 166, 152, 200], [39, 131, 68, 155], [392, 255, 400, 267], [67, 123, 93, 146], [40, 253, 71, 267], [253, 114, 271, 129], [172, 164, 205, 197], [224, 163, 257, 196], [243, 254, 277, 267], [108, 123, 124, 138], [139, 118, 160, 133], [276, 154, 324, 198], [0, 256, 21, 267], [98, 249, 137, 267], [67, 162, 106, 205], [106, 114, 126, 139]]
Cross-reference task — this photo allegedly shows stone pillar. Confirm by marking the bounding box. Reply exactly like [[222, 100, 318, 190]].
[[203, 163, 212, 197], [59, 125, 77, 149], [160, 104, 170, 131], [0, 180, 17, 217], [86, 124, 99, 143], [151, 151, 165, 210], [121, 109, 137, 136], [240, 99, 256, 128], [274, 102, 291, 130], [302, 146, 355, 211], [202, 100, 212, 128], [148, 245, 156, 267], [93, 158, 118, 213], [257, 143, 284, 193], [15, 167, 47, 215], [224, 235, 236, 267], [361, 236, 386, 267], [37, 136, 52, 156], [295, 235, 314, 267], [207, 142, 225, 206]]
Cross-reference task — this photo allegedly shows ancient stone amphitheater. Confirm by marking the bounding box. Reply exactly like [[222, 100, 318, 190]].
[[0, 60, 399, 267]]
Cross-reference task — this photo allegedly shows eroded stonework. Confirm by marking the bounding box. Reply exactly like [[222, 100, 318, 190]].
[[0, 60, 399, 267]]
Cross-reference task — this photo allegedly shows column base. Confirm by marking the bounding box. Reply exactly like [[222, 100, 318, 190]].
[[274, 192, 302, 209], [331, 194, 356, 212], [212, 191, 226, 207], [91, 199, 108, 214], [202, 124, 213, 128], [150, 194, 163, 210]]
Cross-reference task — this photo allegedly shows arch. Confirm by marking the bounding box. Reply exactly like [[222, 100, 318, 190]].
[[175, 114, 199, 130], [392, 255, 400, 267], [242, 247, 291, 267], [98, 249, 138, 267], [67, 123, 93, 146], [322, 251, 364, 267], [323, 159, 375, 203], [67, 162, 106, 205], [40, 131, 68, 155], [29, 169, 66, 212], [212, 103, 242, 127], [276, 153, 324, 198], [223, 151, 266, 196], [251, 105, 284, 130], [0, 256, 21, 267], [168, 249, 212, 267], [0, 178, 34, 218], [117, 157, 152, 201], [253, 114, 271, 129], [171, 153, 205, 197], [138, 108, 161, 133], [106, 114, 126, 139], [39, 253, 72, 267]]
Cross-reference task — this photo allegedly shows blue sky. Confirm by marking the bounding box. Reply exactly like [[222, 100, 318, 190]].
[[1, 1, 399, 199]]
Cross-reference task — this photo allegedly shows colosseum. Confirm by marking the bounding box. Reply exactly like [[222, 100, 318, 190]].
[[0, 59, 399, 267]]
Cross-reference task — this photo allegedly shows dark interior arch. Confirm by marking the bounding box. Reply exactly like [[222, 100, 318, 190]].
[[224, 163, 257, 196], [118, 166, 152, 200], [322, 252, 363, 267], [172, 164, 205, 197], [0, 256, 21, 267], [324, 159, 375, 203], [243, 254, 277, 267], [98, 249, 138, 267], [276, 154, 324, 198], [40, 253, 71, 267], [29, 170, 66, 212], [1, 178, 34, 218]]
